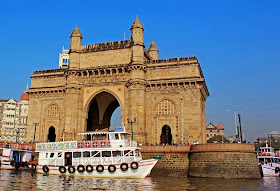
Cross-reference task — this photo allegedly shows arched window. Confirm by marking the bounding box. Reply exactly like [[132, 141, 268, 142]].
[[156, 99, 176, 115], [45, 104, 60, 118]]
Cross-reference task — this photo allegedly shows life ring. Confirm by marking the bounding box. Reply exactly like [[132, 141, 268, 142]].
[[120, 163, 129, 171], [32, 164, 37, 170], [59, 166, 66, 173], [96, 165, 104, 173], [15, 162, 20, 169], [275, 167, 280, 173], [77, 165, 85, 173], [86, 165, 93, 173], [108, 165, 116, 173], [131, 162, 138, 170], [42, 165, 49, 173], [68, 166, 76, 174]]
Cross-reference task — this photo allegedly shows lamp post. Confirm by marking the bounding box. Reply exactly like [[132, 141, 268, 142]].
[[127, 118, 136, 141], [33, 122, 39, 143], [227, 109, 239, 142]]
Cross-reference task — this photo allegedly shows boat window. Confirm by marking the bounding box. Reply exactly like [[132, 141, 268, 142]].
[[58, 152, 62, 157], [91, 151, 100, 157], [50, 153, 54, 158], [109, 134, 119, 140], [102, 151, 111, 157], [135, 149, 141, 157], [120, 134, 126, 140], [83, 151, 90, 158], [124, 150, 133, 156], [73, 152, 81, 158], [46, 153, 48, 158], [112, 151, 122, 157]]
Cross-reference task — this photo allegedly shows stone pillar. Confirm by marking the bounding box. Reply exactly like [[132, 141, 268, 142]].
[[126, 16, 147, 143], [63, 84, 81, 140]]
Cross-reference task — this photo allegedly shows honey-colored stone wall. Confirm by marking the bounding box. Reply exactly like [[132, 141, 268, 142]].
[[141, 145, 190, 176], [188, 144, 261, 178], [80, 49, 131, 69]]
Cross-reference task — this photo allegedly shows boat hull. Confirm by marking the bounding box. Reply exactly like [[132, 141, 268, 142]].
[[36, 159, 157, 179], [261, 163, 280, 177]]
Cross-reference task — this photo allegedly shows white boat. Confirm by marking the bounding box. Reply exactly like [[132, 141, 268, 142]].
[[257, 143, 280, 177], [0, 142, 33, 170], [35, 131, 157, 178]]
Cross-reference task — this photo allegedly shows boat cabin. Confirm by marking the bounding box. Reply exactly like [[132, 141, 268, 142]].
[[36, 131, 142, 167]]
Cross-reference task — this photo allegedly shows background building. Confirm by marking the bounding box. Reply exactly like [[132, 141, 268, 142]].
[[0, 93, 29, 143], [59, 46, 70, 69], [206, 122, 224, 140]]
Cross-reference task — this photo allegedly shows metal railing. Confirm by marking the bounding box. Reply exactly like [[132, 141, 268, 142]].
[[0, 142, 33, 150]]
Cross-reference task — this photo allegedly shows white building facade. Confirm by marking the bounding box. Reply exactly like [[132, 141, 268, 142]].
[[0, 93, 29, 143], [59, 46, 70, 69]]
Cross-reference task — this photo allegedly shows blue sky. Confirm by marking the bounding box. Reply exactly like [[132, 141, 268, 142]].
[[0, 1, 279, 142]]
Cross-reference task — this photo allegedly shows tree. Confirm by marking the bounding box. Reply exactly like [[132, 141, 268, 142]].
[[207, 135, 229, 143]]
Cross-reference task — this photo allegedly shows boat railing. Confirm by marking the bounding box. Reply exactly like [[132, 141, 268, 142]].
[[77, 140, 111, 148], [36, 140, 138, 151], [0, 142, 33, 151]]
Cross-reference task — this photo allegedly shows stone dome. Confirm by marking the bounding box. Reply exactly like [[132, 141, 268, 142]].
[[20, 92, 29, 101], [71, 25, 83, 38], [131, 16, 143, 29], [148, 40, 158, 51]]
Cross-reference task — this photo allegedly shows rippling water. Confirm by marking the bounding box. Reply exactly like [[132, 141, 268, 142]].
[[0, 170, 279, 191]]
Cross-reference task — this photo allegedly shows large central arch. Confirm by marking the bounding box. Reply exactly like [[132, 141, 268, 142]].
[[86, 91, 121, 132]]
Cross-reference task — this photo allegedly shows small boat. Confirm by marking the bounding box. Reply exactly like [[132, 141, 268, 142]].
[[35, 130, 157, 178], [257, 143, 280, 177], [0, 142, 33, 170]]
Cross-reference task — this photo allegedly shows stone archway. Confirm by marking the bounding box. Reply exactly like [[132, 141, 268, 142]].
[[160, 125, 172, 144], [87, 92, 121, 133], [48, 126, 56, 142]]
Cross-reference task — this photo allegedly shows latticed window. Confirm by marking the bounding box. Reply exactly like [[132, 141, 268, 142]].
[[45, 104, 60, 118], [156, 99, 176, 115]]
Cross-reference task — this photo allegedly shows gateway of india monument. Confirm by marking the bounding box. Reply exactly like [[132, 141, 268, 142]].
[[25, 17, 209, 145]]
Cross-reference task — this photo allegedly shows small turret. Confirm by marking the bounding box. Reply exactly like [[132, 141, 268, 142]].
[[148, 40, 159, 60], [69, 25, 82, 70], [130, 16, 144, 44], [70, 25, 83, 51]]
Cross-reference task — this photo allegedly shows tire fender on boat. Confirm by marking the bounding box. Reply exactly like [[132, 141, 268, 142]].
[[96, 165, 104, 173], [120, 163, 129, 171], [275, 167, 280, 173], [15, 162, 20, 169], [42, 165, 49, 173], [68, 166, 76, 174], [31, 164, 37, 170], [86, 165, 93, 173], [131, 162, 139, 170], [108, 165, 116, 173], [59, 166, 66, 173], [77, 165, 85, 173]]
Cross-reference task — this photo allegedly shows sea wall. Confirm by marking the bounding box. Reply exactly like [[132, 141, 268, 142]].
[[188, 143, 261, 178], [141, 145, 190, 176]]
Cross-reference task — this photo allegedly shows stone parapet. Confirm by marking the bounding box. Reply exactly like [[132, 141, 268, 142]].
[[141, 145, 190, 153], [141, 145, 190, 176], [190, 143, 256, 153], [188, 143, 261, 179]]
